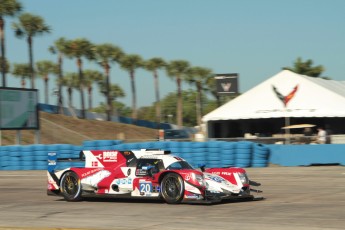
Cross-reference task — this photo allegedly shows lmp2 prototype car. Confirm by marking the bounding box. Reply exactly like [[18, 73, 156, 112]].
[[47, 149, 263, 204]]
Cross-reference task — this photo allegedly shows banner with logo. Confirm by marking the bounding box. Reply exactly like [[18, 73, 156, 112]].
[[215, 73, 238, 94]]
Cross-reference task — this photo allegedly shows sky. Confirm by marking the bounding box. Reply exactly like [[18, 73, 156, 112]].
[[4, 0, 345, 109]]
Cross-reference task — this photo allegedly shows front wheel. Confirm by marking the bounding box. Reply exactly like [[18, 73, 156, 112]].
[[60, 171, 82, 201], [160, 173, 184, 204]]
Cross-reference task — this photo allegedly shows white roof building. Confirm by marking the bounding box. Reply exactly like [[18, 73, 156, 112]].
[[202, 70, 345, 138]]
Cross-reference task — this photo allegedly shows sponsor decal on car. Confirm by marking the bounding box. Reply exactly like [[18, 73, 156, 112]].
[[115, 178, 133, 185], [103, 151, 118, 162]]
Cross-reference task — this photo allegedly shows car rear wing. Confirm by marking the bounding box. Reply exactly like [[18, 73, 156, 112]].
[[47, 152, 85, 173]]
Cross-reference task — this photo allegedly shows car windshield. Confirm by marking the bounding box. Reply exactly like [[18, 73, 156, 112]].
[[166, 160, 194, 170]]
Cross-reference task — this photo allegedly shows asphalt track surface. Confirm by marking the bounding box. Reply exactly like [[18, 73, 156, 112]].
[[0, 166, 344, 230]]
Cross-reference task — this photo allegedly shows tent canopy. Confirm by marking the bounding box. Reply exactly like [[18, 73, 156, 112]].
[[203, 70, 345, 122]]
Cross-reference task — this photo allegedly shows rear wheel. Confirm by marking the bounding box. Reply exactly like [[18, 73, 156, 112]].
[[160, 173, 184, 204], [60, 171, 82, 201]]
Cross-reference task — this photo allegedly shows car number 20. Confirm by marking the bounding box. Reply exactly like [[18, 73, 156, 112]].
[[140, 182, 152, 193]]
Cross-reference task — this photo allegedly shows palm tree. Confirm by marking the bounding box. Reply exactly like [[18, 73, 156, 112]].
[[166, 60, 190, 127], [98, 82, 125, 116], [186, 66, 212, 126], [283, 57, 325, 78], [83, 69, 104, 110], [12, 13, 50, 89], [64, 38, 94, 119], [144, 57, 166, 126], [0, 57, 10, 75], [0, 0, 22, 87], [205, 76, 221, 107], [120, 54, 143, 121], [12, 63, 31, 88], [94, 43, 124, 121], [49, 37, 69, 113], [36, 60, 57, 104], [57, 72, 79, 109]]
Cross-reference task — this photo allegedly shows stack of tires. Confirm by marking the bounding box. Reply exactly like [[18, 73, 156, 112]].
[[252, 143, 270, 167], [82, 140, 98, 150], [206, 141, 222, 168], [0, 146, 10, 170], [19, 145, 34, 170], [33, 144, 48, 170], [220, 142, 236, 167], [235, 141, 253, 168], [177, 142, 193, 165], [7, 146, 21, 170], [189, 142, 207, 168], [165, 141, 180, 157]]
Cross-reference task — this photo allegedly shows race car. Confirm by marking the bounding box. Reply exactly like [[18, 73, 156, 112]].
[[47, 149, 263, 204]]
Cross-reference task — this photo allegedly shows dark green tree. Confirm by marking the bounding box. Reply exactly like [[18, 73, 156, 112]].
[[120, 54, 143, 120], [94, 43, 124, 120], [49, 37, 69, 113], [83, 69, 104, 110], [57, 72, 79, 109], [36, 60, 58, 104], [0, 0, 22, 87], [64, 38, 94, 118], [166, 60, 190, 127], [186, 66, 213, 127], [144, 57, 166, 125], [12, 13, 51, 89], [12, 63, 30, 88], [283, 57, 325, 78]]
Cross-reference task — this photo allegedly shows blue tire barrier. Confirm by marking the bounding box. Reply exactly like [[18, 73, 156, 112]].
[[83, 140, 97, 147], [56, 144, 73, 150], [207, 141, 223, 148], [21, 145, 34, 151], [191, 142, 207, 148], [179, 142, 191, 148], [94, 140, 116, 147], [221, 142, 236, 150], [166, 141, 181, 148], [46, 144, 60, 151], [220, 159, 235, 167], [9, 151, 21, 157], [180, 147, 193, 154], [167, 147, 180, 154], [34, 155, 48, 161], [34, 150, 47, 156], [32, 144, 47, 151]]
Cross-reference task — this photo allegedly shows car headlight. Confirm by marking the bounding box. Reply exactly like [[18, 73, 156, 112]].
[[238, 173, 249, 185], [194, 174, 205, 187]]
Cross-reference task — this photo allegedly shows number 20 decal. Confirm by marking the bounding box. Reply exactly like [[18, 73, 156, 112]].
[[140, 182, 152, 193]]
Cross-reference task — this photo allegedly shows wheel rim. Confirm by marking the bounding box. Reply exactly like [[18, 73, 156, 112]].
[[163, 176, 182, 200], [63, 174, 79, 196]]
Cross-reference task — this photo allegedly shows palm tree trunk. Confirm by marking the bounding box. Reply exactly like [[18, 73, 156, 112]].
[[130, 70, 137, 121], [77, 58, 85, 119], [44, 77, 49, 104], [57, 53, 64, 113], [196, 82, 202, 127], [0, 17, 6, 87], [67, 88, 72, 108], [27, 36, 35, 89], [104, 63, 112, 121], [176, 76, 183, 127], [88, 87, 92, 110], [154, 70, 161, 127]]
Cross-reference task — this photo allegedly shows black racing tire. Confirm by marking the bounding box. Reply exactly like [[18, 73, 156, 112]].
[[60, 171, 82, 201], [160, 173, 184, 204]]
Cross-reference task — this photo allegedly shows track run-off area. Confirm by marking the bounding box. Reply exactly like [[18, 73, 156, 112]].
[[0, 166, 344, 230]]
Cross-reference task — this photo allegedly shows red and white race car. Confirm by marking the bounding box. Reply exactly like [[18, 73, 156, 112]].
[[47, 149, 263, 204]]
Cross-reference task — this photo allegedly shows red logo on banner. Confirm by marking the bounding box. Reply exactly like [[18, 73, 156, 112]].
[[92, 161, 98, 167]]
